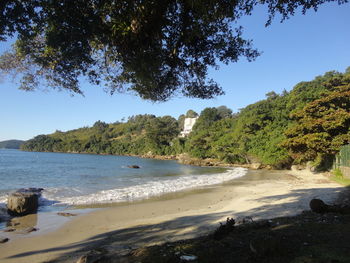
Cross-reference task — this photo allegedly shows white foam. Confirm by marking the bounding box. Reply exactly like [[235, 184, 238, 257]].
[[0, 195, 7, 207], [52, 167, 247, 205]]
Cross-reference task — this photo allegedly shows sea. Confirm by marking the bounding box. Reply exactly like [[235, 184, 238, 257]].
[[0, 149, 247, 210]]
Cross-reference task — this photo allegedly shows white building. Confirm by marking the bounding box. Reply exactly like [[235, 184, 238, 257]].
[[180, 117, 198, 137]]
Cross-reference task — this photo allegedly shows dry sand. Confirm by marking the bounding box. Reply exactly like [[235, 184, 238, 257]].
[[0, 169, 345, 263]]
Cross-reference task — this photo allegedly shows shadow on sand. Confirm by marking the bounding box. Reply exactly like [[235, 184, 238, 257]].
[[5, 185, 347, 262]]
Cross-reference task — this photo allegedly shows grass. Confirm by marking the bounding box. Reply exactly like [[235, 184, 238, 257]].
[[331, 168, 350, 186]]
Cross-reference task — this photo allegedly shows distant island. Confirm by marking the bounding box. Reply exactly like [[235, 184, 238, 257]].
[[0, 140, 25, 149]]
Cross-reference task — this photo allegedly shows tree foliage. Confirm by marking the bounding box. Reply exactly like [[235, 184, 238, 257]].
[[283, 75, 350, 168], [1, 0, 347, 101]]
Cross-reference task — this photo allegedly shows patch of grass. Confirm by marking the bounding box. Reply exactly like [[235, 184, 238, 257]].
[[331, 169, 350, 186]]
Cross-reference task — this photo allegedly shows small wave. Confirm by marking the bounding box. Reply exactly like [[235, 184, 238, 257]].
[[54, 167, 247, 205]]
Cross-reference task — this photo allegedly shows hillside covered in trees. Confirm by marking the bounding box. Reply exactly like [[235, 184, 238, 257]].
[[22, 68, 350, 169]]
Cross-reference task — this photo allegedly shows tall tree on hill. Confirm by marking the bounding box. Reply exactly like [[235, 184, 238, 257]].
[[283, 75, 350, 169], [0, 0, 347, 101]]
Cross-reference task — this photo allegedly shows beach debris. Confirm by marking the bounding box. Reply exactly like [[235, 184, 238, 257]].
[[7, 188, 44, 216], [213, 217, 235, 240], [180, 254, 198, 261], [0, 237, 9, 243], [127, 165, 140, 169], [57, 212, 77, 217], [17, 227, 38, 234], [236, 216, 254, 225]]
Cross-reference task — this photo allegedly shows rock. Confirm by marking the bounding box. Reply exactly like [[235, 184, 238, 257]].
[[57, 212, 77, 217], [23, 227, 38, 233], [7, 188, 43, 216], [306, 161, 316, 172], [127, 165, 140, 169], [250, 163, 262, 169], [291, 165, 301, 171], [0, 237, 9, 243], [7, 192, 39, 216], [309, 199, 329, 214], [3, 228, 15, 232]]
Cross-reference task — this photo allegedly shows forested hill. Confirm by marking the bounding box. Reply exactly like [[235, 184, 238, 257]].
[[0, 140, 25, 149], [22, 68, 350, 169]]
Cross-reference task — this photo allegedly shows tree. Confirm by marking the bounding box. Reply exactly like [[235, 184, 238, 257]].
[[193, 107, 221, 130], [177, 114, 186, 130], [145, 116, 180, 154], [283, 81, 350, 168], [1, 0, 347, 101], [185, 110, 199, 118], [216, 105, 233, 119]]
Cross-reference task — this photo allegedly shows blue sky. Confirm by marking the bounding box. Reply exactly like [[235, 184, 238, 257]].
[[1, 2, 349, 141]]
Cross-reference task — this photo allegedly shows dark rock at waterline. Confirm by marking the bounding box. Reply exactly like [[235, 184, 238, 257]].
[[3, 228, 15, 232], [21, 227, 38, 234], [127, 165, 140, 169], [0, 237, 9, 243], [7, 188, 43, 216]]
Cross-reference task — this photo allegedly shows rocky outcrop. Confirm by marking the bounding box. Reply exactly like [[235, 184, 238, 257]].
[[7, 188, 43, 216]]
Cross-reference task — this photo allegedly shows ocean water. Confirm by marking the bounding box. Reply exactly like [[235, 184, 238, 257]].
[[0, 149, 247, 208]]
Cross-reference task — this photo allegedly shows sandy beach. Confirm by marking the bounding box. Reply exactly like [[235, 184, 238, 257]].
[[0, 169, 345, 263]]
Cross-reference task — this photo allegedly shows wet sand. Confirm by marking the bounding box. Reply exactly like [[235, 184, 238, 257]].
[[0, 169, 344, 263]]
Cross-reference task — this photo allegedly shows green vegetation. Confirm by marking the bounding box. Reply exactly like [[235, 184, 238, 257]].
[[0, 1, 347, 101], [22, 68, 350, 169], [0, 140, 25, 149], [331, 169, 350, 186]]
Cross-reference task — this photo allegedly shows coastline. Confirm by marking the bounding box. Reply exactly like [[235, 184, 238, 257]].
[[18, 149, 269, 169], [0, 169, 345, 263]]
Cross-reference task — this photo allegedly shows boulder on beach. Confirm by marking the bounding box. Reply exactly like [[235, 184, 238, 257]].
[[309, 198, 329, 214], [7, 188, 43, 216]]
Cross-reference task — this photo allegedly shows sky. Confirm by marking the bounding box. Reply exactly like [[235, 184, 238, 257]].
[[1, 2, 349, 141]]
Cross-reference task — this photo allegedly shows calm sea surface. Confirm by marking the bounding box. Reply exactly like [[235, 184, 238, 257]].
[[0, 149, 247, 208]]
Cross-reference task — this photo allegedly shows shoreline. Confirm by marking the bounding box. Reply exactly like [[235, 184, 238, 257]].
[[0, 169, 345, 263], [18, 149, 271, 169]]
